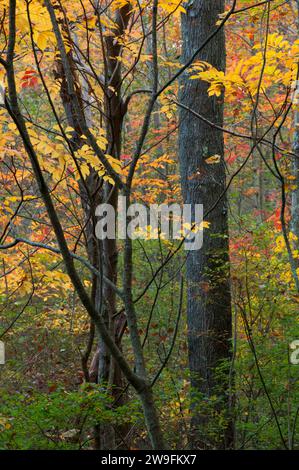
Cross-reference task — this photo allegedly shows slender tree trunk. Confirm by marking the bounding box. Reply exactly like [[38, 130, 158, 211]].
[[51, 2, 129, 449], [93, 3, 131, 449], [179, 0, 233, 449]]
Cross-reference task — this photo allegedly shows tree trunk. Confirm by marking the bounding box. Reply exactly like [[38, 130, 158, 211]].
[[52, 2, 129, 449], [93, 3, 131, 449], [179, 0, 233, 449]]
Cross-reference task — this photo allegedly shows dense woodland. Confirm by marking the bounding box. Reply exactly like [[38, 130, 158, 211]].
[[1, 0, 299, 451]]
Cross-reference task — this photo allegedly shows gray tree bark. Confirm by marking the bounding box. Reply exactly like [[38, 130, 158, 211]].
[[179, 0, 233, 449]]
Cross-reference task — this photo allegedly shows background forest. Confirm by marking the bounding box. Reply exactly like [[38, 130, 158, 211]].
[[0, 0, 299, 451]]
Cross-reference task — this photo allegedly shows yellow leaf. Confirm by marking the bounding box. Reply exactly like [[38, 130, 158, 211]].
[[8, 123, 17, 132], [206, 154, 221, 164]]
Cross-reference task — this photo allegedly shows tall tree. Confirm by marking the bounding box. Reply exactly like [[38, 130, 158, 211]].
[[179, 0, 233, 449], [43, 0, 130, 449]]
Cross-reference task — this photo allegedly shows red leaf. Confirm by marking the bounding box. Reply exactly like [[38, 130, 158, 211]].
[[21, 69, 38, 89]]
